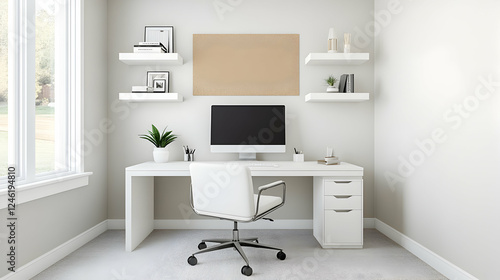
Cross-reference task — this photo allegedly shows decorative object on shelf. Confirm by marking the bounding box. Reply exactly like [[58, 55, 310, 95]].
[[153, 79, 167, 93], [338, 74, 354, 93], [139, 124, 177, 163], [343, 33, 351, 53], [183, 145, 196, 161], [293, 148, 304, 162], [327, 28, 338, 53], [325, 75, 338, 93], [146, 71, 170, 93], [144, 26, 174, 53]]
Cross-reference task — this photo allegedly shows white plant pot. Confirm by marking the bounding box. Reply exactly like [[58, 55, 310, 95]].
[[326, 86, 338, 93], [153, 147, 170, 163]]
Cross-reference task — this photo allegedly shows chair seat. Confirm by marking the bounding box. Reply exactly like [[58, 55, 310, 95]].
[[195, 195, 282, 222]]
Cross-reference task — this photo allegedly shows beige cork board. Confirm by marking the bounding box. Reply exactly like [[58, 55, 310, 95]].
[[193, 34, 299, 96]]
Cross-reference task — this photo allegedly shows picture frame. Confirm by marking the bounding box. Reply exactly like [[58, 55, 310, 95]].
[[153, 79, 166, 93], [144, 26, 174, 53], [146, 71, 170, 93]]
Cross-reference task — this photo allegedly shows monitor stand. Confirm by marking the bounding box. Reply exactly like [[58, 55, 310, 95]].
[[239, 152, 256, 160]]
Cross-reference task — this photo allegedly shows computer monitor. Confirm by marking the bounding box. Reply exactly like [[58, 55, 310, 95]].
[[210, 105, 286, 160]]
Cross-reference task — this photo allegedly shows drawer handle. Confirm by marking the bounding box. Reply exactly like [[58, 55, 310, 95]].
[[334, 210, 352, 213], [334, 181, 352, 184], [333, 195, 352, 199]]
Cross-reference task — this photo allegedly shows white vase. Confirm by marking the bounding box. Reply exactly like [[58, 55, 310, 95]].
[[153, 147, 170, 163], [326, 86, 338, 93]]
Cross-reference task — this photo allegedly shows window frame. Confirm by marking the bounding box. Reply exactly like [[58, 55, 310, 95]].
[[0, 0, 89, 204]]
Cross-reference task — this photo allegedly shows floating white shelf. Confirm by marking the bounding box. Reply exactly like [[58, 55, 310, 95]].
[[305, 53, 369, 65], [305, 93, 369, 103], [119, 53, 184, 66], [119, 93, 183, 103]]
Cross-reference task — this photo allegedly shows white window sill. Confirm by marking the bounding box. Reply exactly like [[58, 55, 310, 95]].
[[0, 172, 92, 209]]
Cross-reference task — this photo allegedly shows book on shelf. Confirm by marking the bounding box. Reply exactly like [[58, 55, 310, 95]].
[[138, 41, 164, 46], [133, 42, 168, 53], [131, 86, 153, 93], [133, 47, 167, 53]]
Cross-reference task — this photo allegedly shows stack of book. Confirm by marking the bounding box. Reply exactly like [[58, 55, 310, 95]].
[[317, 156, 340, 165], [133, 42, 168, 53]]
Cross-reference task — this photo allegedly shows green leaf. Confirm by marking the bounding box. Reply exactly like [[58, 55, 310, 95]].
[[139, 124, 177, 148]]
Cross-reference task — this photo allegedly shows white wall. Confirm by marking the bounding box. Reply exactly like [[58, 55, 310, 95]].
[[374, 0, 500, 278], [107, 0, 375, 221], [0, 0, 108, 277]]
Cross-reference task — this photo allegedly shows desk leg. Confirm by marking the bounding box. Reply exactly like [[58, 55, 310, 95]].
[[126, 175, 154, 252]]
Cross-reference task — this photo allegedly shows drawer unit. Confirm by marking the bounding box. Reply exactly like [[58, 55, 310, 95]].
[[313, 176, 363, 249]]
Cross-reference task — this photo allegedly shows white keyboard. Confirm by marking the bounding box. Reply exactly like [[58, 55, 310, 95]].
[[232, 162, 279, 168]]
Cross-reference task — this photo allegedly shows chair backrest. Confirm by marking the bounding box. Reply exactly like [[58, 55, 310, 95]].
[[190, 162, 255, 220]]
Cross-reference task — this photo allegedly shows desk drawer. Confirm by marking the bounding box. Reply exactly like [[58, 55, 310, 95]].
[[325, 195, 362, 210], [324, 180, 362, 195], [324, 209, 362, 244]]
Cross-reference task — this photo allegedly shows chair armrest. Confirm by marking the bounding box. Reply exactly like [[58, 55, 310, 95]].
[[258, 180, 286, 192], [254, 180, 286, 221]]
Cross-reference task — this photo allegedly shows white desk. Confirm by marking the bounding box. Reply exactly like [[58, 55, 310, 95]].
[[125, 161, 363, 252]]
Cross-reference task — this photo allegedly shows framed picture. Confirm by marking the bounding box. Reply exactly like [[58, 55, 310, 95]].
[[147, 71, 170, 93], [153, 79, 166, 93], [144, 26, 174, 53]]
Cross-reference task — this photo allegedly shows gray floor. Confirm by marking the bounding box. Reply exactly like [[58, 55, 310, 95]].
[[33, 229, 447, 280]]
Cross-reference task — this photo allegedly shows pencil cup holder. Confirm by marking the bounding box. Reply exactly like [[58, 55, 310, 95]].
[[293, 154, 304, 162]]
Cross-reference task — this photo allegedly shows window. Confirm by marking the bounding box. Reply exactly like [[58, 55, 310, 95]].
[[0, 0, 82, 188], [0, 0, 8, 177]]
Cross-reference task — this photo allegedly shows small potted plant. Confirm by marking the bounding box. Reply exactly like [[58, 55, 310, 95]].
[[325, 75, 339, 93], [139, 124, 177, 163]]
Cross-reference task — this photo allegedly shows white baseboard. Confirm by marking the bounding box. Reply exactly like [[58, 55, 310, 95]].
[[3, 220, 108, 280], [374, 219, 477, 280]]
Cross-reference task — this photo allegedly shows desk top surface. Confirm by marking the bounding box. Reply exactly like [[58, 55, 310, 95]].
[[126, 161, 363, 177]]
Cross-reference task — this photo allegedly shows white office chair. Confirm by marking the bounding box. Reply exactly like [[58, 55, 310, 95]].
[[187, 162, 286, 276]]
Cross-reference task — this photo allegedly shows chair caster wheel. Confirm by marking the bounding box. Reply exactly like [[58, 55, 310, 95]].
[[241, 265, 253, 276], [187, 255, 197, 266], [198, 242, 207, 250], [277, 251, 286, 260]]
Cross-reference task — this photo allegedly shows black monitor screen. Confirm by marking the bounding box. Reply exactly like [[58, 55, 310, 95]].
[[211, 105, 285, 145]]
